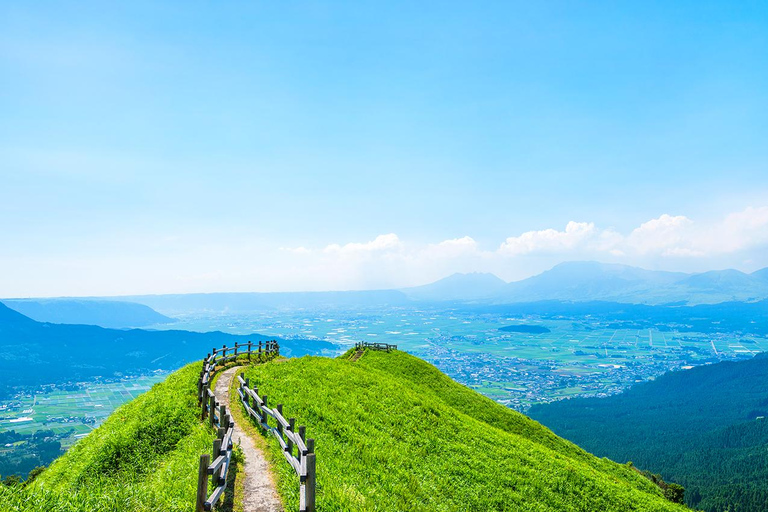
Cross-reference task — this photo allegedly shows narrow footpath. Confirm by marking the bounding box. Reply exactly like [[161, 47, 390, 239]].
[[214, 367, 284, 512]]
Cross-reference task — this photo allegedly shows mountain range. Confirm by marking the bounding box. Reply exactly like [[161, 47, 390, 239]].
[[0, 303, 333, 396], [0, 299, 173, 329], [403, 261, 768, 305], [4, 262, 767, 316]]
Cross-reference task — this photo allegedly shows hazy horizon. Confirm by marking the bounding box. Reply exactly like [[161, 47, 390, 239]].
[[4, 259, 768, 300]]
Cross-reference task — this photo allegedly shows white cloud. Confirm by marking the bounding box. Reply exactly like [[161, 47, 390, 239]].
[[715, 206, 768, 253], [280, 246, 311, 255], [498, 221, 597, 255], [619, 208, 768, 258], [625, 214, 696, 256], [437, 236, 477, 250], [422, 236, 479, 258], [323, 233, 402, 255], [490, 208, 768, 261]]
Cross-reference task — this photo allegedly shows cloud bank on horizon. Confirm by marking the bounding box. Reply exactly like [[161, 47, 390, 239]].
[[287, 206, 768, 261], [2, 205, 768, 297], [275, 206, 768, 289]]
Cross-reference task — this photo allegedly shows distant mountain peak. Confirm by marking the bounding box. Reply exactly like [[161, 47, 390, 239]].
[[752, 267, 768, 281], [0, 302, 37, 326], [402, 272, 507, 301], [497, 261, 768, 305], [1, 298, 173, 329], [441, 271, 506, 282]]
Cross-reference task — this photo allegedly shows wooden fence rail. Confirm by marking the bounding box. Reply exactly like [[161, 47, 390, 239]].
[[236, 374, 316, 512], [354, 341, 397, 352], [195, 340, 280, 512]]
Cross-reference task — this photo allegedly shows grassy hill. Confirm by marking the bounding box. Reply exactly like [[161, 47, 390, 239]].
[[0, 363, 218, 511], [239, 349, 689, 511], [1, 350, 691, 511]]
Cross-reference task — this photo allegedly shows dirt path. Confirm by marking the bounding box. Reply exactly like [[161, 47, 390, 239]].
[[215, 367, 284, 512]]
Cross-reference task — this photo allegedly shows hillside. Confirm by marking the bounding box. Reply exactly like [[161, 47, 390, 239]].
[[0, 303, 332, 396], [528, 353, 768, 511], [498, 261, 768, 305], [239, 349, 689, 511], [0, 363, 218, 511], [1, 299, 173, 329], [402, 272, 508, 301], [0, 349, 691, 511]]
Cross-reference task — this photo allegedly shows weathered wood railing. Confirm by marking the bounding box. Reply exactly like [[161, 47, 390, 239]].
[[195, 340, 280, 512], [237, 374, 316, 512], [196, 399, 235, 511], [355, 341, 397, 352]]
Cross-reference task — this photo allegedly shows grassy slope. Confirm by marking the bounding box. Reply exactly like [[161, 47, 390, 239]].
[[240, 350, 689, 512], [0, 363, 216, 512]]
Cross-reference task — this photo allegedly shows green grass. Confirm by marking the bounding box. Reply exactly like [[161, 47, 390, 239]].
[[240, 349, 690, 512], [1, 350, 693, 511], [0, 363, 217, 512]]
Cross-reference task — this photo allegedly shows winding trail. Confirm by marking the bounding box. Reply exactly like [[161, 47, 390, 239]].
[[215, 367, 284, 512]]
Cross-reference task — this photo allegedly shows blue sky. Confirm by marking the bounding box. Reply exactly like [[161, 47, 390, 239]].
[[2, 1, 768, 296]]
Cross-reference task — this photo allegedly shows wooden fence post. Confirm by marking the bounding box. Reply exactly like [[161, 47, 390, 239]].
[[287, 417, 296, 455], [196, 453, 210, 512], [276, 404, 284, 437], [306, 439, 316, 512], [298, 425, 306, 462], [262, 395, 268, 428], [209, 395, 216, 428], [248, 341, 252, 361]]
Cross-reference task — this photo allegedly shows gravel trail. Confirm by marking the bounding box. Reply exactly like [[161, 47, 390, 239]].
[[215, 367, 284, 512]]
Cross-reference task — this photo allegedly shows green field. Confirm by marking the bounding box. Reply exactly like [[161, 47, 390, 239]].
[[158, 308, 767, 409], [0, 375, 166, 448], [0, 364, 215, 512]]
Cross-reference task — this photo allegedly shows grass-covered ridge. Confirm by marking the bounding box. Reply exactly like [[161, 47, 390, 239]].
[[240, 349, 690, 511], [0, 363, 217, 512]]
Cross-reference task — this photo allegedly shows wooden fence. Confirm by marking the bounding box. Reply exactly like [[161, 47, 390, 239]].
[[195, 340, 280, 512], [354, 341, 398, 352], [236, 374, 316, 512]]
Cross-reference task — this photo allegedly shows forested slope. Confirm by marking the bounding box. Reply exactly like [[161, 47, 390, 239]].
[[529, 353, 768, 511]]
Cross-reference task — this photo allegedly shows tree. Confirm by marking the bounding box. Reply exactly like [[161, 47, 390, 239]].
[[25, 466, 46, 484], [2, 474, 21, 487], [664, 483, 685, 504]]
